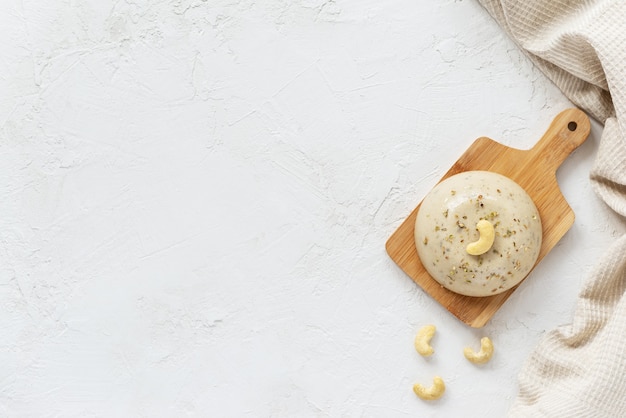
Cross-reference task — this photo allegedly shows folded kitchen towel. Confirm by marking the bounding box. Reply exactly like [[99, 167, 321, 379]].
[[477, 1, 626, 416]]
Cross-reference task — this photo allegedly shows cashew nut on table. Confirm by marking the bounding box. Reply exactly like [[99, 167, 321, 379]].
[[463, 337, 494, 364], [466, 219, 495, 256], [413, 376, 445, 400], [414, 325, 436, 356], [411, 326, 494, 400]]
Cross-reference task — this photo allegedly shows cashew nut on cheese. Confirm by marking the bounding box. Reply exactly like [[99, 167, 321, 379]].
[[414, 325, 436, 356], [463, 337, 494, 364], [466, 219, 495, 256], [413, 376, 445, 400]]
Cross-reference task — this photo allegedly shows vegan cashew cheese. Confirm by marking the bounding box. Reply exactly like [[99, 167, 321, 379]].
[[414, 171, 542, 297]]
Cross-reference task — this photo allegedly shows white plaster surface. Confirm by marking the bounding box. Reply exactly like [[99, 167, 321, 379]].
[[1, 0, 624, 416]]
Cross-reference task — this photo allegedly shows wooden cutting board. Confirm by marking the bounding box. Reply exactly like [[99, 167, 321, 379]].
[[386, 108, 591, 327]]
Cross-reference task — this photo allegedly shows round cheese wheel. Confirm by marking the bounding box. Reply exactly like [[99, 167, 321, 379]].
[[414, 171, 542, 297]]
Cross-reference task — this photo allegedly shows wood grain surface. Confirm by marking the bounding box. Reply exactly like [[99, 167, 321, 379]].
[[386, 108, 591, 327]]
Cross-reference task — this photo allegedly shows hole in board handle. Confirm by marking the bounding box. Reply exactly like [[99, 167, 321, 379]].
[[568, 121, 577, 131]]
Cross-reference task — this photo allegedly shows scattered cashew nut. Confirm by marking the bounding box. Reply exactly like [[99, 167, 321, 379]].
[[464, 337, 494, 364], [413, 376, 445, 400], [466, 219, 495, 256], [414, 325, 436, 356]]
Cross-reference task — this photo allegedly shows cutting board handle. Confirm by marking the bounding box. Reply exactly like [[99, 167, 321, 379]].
[[530, 108, 591, 172]]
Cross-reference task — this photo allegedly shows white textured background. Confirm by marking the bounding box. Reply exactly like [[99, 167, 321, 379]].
[[1, 0, 624, 416]]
